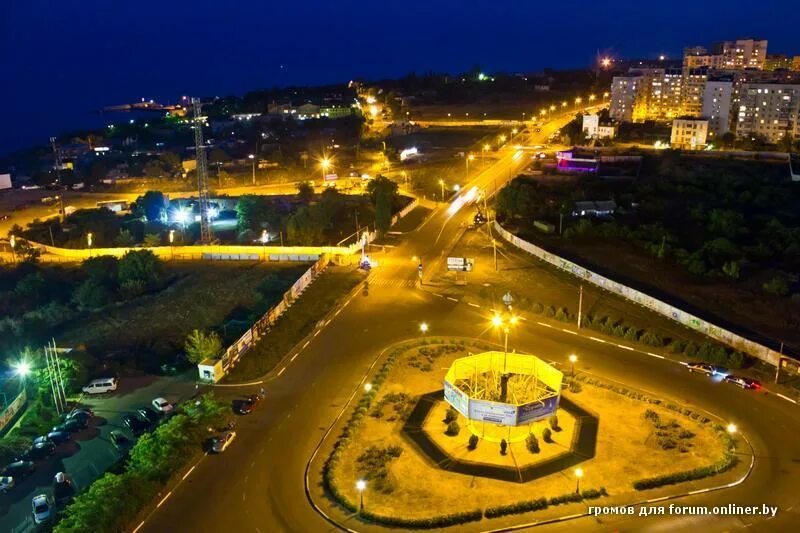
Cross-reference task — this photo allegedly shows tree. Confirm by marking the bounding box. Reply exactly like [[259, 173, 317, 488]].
[[144, 159, 168, 179], [367, 175, 398, 234], [763, 275, 789, 297], [73, 279, 113, 310], [184, 329, 222, 364], [718, 132, 736, 149], [118, 250, 163, 290], [722, 260, 741, 280], [143, 233, 162, 247], [286, 207, 324, 245], [778, 133, 794, 153], [208, 148, 231, 165], [80, 255, 119, 283], [159, 152, 182, 178], [133, 191, 168, 222], [296, 181, 314, 203], [114, 229, 136, 247]]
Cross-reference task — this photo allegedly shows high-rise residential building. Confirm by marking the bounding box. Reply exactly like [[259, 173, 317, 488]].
[[736, 83, 800, 143], [702, 80, 734, 138], [671, 118, 709, 149], [712, 39, 768, 70], [683, 46, 713, 69], [765, 54, 794, 71], [681, 68, 709, 116], [610, 75, 645, 122]]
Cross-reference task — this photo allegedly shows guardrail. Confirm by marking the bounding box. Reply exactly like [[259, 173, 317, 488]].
[[197, 254, 331, 382], [494, 221, 782, 367], [0, 389, 27, 435], [390, 198, 419, 226]]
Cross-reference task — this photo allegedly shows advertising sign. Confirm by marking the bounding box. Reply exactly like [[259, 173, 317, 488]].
[[516, 396, 559, 425], [447, 257, 474, 272], [468, 399, 517, 426], [443, 380, 469, 417], [324, 173, 338, 181]]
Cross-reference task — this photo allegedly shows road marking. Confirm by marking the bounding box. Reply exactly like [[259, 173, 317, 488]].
[[468, 302, 480, 308], [588, 336, 606, 343], [277, 367, 286, 377], [646, 352, 666, 359], [431, 292, 444, 298], [688, 488, 711, 495], [133, 521, 146, 533], [617, 344, 635, 351], [447, 297, 459, 302], [536, 321, 553, 328], [313, 330, 319, 337], [561, 328, 578, 335], [302, 341, 310, 349], [291, 353, 299, 362], [182, 465, 196, 480], [334, 309, 341, 316], [777, 393, 798, 404], [157, 491, 173, 508]]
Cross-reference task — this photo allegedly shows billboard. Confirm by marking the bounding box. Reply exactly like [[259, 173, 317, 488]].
[[443, 380, 469, 417], [0, 173, 11, 190], [468, 399, 517, 426], [447, 257, 474, 272], [517, 396, 559, 424]]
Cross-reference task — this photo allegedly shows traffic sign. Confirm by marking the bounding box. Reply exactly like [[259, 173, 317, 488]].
[[447, 257, 474, 272]]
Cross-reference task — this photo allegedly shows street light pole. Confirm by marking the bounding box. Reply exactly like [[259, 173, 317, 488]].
[[438, 179, 445, 202], [575, 468, 583, 494], [249, 154, 256, 185], [577, 285, 584, 329]]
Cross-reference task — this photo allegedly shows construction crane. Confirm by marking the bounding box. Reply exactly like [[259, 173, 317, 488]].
[[191, 98, 213, 244]]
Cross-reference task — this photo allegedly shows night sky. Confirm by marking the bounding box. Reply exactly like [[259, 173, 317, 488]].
[[1, 0, 795, 156]]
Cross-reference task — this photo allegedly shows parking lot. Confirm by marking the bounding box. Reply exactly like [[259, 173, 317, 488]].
[[0, 372, 198, 532]]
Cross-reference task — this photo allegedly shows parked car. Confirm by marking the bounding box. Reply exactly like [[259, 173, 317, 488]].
[[724, 375, 762, 390], [53, 472, 74, 504], [2, 461, 35, 478], [31, 494, 53, 525], [211, 431, 236, 453], [110, 430, 132, 449], [137, 406, 160, 424], [21, 441, 56, 461], [236, 394, 261, 415], [65, 408, 94, 420], [0, 476, 14, 492], [32, 435, 52, 446], [46, 430, 72, 444], [686, 362, 714, 375], [52, 417, 88, 433], [152, 397, 174, 414], [122, 414, 150, 436], [82, 377, 118, 394]]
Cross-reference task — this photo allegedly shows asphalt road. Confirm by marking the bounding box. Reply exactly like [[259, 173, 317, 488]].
[[137, 116, 800, 533]]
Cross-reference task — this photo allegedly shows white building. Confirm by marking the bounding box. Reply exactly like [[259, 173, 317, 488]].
[[736, 83, 800, 143], [702, 81, 734, 138], [714, 39, 768, 70], [671, 118, 709, 149], [610, 76, 644, 122], [582, 114, 617, 139]]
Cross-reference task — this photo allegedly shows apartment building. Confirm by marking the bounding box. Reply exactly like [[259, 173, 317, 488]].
[[671, 118, 709, 149], [736, 83, 800, 143], [610, 76, 644, 122], [702, 80, 734, 137], [713, 39, 768, 70]]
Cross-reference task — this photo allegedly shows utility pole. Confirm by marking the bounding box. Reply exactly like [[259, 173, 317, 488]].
[[51, 339, 68, 411], [192, 98, 213, 244], [577, 285, 584, 329], [774, 342, 784, 384]]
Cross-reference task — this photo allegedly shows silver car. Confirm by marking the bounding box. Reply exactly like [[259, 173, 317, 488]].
[[212, 431, 236, 453], [31, 494, 52, 524]]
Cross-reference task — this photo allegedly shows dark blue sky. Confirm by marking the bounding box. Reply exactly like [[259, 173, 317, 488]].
[[1, 0, 795, 157]]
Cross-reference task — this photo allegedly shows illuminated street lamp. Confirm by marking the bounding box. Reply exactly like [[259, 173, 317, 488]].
[[482, 143, 490, 160], [465, 153, 475, 180], [561, 101, 568, 108], [603, 91, 610, 99], [364, 382, 372, 393], [87, 232, 93, 257], [727, 423, 738, 434], [498, 134, 506, 144], [9, 234, 16, 263], [569, 354, 578, 377], [356, 479, 367, 511], [438, 179, 445, 202], [549, 105, 556, 112], [601, 57, 611, 68], [574, 468, 584, 493], [169, 229, 175, 260], [13, 361, 31, 378], [320, 157, 332, 180], [589, 94, 596, 102], [419, 322, 429, 334], [248, 154, 256, 185], [492, 293, 519, 375], [575, 97, 583, 107]]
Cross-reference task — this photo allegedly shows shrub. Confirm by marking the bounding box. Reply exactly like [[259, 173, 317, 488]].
[[683, 342, 698, 358], [542, 427, 552, 443], [668, 339, 686, 353], [640, 330, 664, 347], [624, 327, 640, 341], [554, 307, 568, 321], [526, 433, 540, 453], [549, 415, 559, 430], [443, 407, 458, 423], [500, 439, 508, 455], [568, 381, 582, 393], [532, 302, 544, 313], [612, 325, 627, 337], [544, 305, 556, 318], [468, 434, 479, 450], [644, 409, 660, 423], [445, 421, 460, 436]]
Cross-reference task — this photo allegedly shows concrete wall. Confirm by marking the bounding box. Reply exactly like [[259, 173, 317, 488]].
[[494, 221, 782, 367]]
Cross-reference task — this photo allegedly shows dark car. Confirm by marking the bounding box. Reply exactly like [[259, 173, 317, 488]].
[[32, 436, 52, 446], [236, 395, 261, 415], [137, 407, 160, 425], [122, 414, 150, 436], [46, 431, 71, 445], [724, 375, 762, 390], [2, 461, 35, 478], [65, 408, 94, 420], [110, 431, 132, 449], [52, 418, 88, 433], [20, 441, 56, 461]]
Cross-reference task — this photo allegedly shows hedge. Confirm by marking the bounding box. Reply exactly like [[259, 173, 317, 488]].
[[360, 509, 483, 528], [484, 488, 607, 518]]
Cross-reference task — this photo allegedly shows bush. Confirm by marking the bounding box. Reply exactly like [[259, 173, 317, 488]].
[[568, 381, 582, 393], [443, 406, 458, 424], [640, 330, 664, 347], [544, 305, 556, 318], [549, 415, 559, 430], [554, 307, 569, 321], [542, 427, 552, 443], [526, 433, 540, 453], [532, 302, 544, 313], [500, 439, 508, 455], [468, 434, 479, 450], [668, 339, 686, 353], [624, 327, 640, 341], [445, 421, 460, 436]]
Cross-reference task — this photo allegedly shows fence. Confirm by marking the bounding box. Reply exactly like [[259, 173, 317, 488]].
[[197, 254, 331, 382], [0, 389, 27, 435], [391, 198, 419, 226], [494, 221, 782, 367]]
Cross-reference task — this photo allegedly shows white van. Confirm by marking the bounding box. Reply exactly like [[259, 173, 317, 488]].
[[82, 378, 118, 394]]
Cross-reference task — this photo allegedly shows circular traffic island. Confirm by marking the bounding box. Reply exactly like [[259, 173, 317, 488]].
[[321, 339, 745, 529]]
